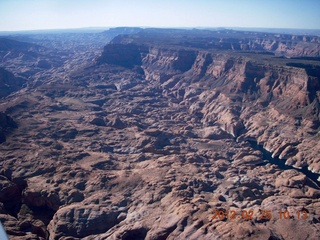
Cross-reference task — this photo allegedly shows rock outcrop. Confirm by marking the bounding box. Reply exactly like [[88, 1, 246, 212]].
[[108, 28, 320, 57], [0, 68, 26, 98], [0, 28, 319, 239], [0, 112, 17, 143], [97, 44, 146, 68], [98, 31, 320, 173]]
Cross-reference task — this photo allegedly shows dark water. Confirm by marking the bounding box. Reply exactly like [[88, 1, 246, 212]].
[[247, 140, 320, 189]]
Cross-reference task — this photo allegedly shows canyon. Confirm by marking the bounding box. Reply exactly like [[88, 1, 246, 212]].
[[0, 28, 319, 239]]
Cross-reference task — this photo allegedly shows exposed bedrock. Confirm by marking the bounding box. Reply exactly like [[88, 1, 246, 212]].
[[108, 28, 320, 57], [1, 30, 320, 239], [0, 68, 26, 98], [47, 203, 126, 239], [0, 112, 17, 143], [97, 43, 147, 69], [98, 40, 320, 174]]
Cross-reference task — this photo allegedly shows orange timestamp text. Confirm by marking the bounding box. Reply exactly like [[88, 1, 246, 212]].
[[212, 209, 309, 221]]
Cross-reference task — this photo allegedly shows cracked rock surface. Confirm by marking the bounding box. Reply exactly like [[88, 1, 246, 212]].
[[0, 28, 320, 239]]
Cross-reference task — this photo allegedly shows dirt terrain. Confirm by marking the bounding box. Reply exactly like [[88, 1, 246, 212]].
[[0, 28, 320, 240]]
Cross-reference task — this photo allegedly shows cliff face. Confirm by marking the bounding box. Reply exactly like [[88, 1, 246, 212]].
[[0, 37, 38, 51], [139, 45, 318, 112], [2, 29, 320, 240], [207, 36, 320, 56], [106, 28, 320, 57], [142, 48, 197, 83], [190, 54, 320, 171], [0, 68, 26, 98], [238, 36, 320, 56], [0, 112, 17, 143], [98, 37, 320, 173], [97, 44, 147, 68]]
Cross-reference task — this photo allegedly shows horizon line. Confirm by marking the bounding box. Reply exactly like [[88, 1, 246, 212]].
[[0, 26, 320, 35]]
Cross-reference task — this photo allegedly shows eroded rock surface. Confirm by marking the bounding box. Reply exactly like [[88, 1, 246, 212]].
[[0, 28, 319, 239]]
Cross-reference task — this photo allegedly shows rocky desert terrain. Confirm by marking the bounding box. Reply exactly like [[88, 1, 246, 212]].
[[0, 28, 320, 239]]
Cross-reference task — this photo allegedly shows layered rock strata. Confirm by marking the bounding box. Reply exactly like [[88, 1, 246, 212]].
[[0, 28, 319, 239]]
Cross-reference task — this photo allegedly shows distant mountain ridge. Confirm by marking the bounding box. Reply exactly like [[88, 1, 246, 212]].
[[103, 28, 320, 57], [0, 37, 39, 51]]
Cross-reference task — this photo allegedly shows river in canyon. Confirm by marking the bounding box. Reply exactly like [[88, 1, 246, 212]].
[[248, 140, 320, 189]]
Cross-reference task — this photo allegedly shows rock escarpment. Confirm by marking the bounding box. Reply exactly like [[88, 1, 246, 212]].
[[107, 28, 320, 57], [97, 44, 146, 68], [0, 68, 26, 98], [99, 31, 320, 174], [0, 112, 17, 143], [0, 28, 320, 239]]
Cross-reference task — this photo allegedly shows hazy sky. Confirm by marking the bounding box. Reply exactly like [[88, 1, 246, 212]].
[[0, 0, 320, 31]]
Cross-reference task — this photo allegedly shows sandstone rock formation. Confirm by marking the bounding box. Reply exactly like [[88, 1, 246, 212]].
[[0, 28, 319, 239]]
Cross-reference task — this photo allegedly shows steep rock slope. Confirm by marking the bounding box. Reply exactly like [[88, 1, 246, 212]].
[[0, 112, 17, 143], [106, 28, 320, 57], [100, 31, 320, 174], [0, 28, 319, 240], [0, 68, 26, 98]]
